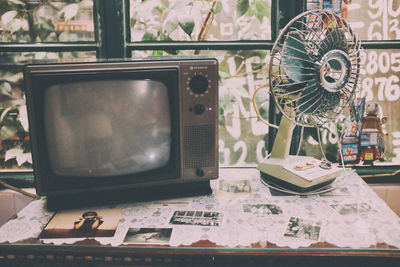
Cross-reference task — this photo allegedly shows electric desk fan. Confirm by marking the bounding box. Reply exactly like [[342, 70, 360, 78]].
[[257, 10, 361, 192]]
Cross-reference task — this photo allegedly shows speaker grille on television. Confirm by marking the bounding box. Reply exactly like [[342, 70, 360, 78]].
[[183, 125, 216, 168]]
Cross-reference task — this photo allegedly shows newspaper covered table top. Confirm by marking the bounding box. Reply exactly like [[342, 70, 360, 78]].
[[1, 168, 400, 249]]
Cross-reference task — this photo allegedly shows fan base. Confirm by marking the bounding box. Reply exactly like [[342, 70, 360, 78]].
[[260, 171, 337, 193], [257, 156, 341, 193]]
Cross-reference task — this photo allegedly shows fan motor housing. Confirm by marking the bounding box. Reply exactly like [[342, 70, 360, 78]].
[[318, 49, 351, 93]]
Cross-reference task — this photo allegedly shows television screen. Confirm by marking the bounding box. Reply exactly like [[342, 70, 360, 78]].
[[44, 79, 171, 177]]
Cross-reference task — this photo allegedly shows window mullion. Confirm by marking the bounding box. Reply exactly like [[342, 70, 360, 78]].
[[94, 0, 127, 59], [362, 40, 400, 49]]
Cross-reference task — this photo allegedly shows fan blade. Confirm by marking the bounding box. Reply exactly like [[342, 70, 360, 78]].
[[285, 81, 308, 93], [282, 31, 314, 83], [296, 81, 321, 114], [297, 85, 341, 116], [318, 29, 348, 57]]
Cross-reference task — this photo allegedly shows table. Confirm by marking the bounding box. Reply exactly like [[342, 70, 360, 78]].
[[1, 168, 400, 266]]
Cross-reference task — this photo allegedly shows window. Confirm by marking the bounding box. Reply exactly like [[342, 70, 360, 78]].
[[0, 0, 97, 172], [129, 0, 272, 42], [0, 0, 399, 183], [0, 0, 276, 174]]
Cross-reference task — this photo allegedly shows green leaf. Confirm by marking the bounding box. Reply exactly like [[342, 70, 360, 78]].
[[255, 0, 268, 23], [218, 107, 226, 126], [142, 32, 157, 41], [8, 18, 23, 33], [259, 107, 268, 118], [237, 0, 249, 17], [17, 151, 32, 165], [152, 50, 164, 56], [130, 18, 137, 29], [154, 6, 165, 13], [38, 17, 55, 32], [0, 82, 12, 96], [8, 0, 25, 6], [37, 17, 55, 41], [5, 147, 22, 162], [0, 125, 17, 140], [251, 62, 265, 71], [218, 118, 225, 127], [219, 66, 230, 76], [18, 105, 29, 132], [214, 1, 223, 15], [159, 32, 173, 41], [165, 49, 178, 55], [219, 106, 224, 116], [178, 18, 195, 37], [38, 27, 48, 42], [79, 0, 93, 9], [246, 3, 256, 17], [5, 147, 32, 165], [4, 72, 22, 83], [58, 31, 70, 41], [70, 51, 79, 58], [162, 12, 179, 35], [60, 3, 79, 21], [1, 10, 17, 26]]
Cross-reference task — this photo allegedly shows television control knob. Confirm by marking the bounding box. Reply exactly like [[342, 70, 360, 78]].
[[189, 75, 208, 94], [193, 104, 205, 115], [196, 168, 205, 177]]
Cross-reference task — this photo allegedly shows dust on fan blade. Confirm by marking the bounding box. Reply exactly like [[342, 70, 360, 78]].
[[281, 31, 315, 83], [297, 81, 341, 115]]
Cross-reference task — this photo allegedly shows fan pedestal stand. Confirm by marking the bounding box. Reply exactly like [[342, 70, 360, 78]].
[[257, 115, 342, 193]]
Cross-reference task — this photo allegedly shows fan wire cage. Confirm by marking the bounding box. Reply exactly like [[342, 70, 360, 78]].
[[269, 9, 362, 128]]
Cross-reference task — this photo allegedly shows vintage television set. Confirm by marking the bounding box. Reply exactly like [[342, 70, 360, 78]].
[[24, 57, 219, 209]]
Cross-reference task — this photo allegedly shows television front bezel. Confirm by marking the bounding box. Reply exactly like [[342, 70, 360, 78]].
[[25, 61, 187, 197]]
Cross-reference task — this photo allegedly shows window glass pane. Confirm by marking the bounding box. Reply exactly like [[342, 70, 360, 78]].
[[345, 0, 400, 40], [132, 49, 271, 167], [0, 51, 96, 171], [306, 1, 400, 40], [0, 0, 94, 42], [209, 50, 271, 167], [300, 49, 400, 166], [0, 69, 27, 170], [129, 0, 272, 42], [358, 49, 400, 163]]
